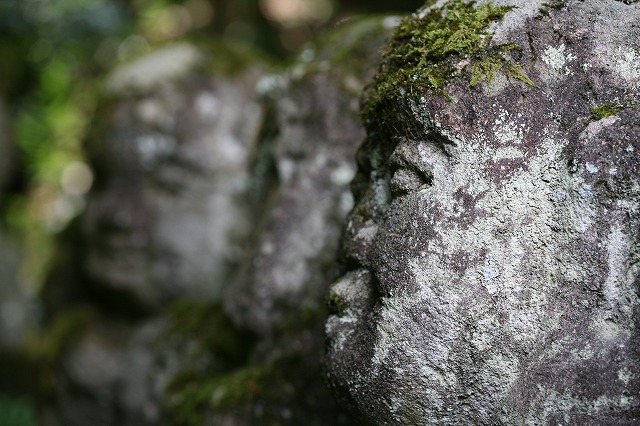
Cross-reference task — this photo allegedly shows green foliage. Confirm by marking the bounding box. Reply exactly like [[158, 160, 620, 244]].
[[0, 395, 38, 426], [591, 100, 639, 120], [364, 0, 534, 116], [1, 0, 132, 289]]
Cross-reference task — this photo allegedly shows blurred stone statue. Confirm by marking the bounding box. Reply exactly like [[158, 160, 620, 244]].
[[81, 42, 265, 312], [39, 41, 268, 425]]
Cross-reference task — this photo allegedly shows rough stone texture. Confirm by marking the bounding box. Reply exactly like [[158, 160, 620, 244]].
[[325, 1, 640, 424], [81, 42, 266, 312]]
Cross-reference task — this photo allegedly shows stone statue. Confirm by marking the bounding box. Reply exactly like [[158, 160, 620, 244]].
[[325, 0, 640, 423], [81, 42, 265, 312], [39, 42, 267, 425]]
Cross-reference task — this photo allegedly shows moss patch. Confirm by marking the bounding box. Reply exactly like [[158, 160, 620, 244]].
[[167, 366, 269, 426], [165, 300, 254, 368], [538, 0, 567, 16], [364, 0, 533, 115], [166, 357, 302, 426], [591, 100, 639, 120], [326, 291, 350, 316], [0, 394, 38, 426], [165, 352, 334, 426]]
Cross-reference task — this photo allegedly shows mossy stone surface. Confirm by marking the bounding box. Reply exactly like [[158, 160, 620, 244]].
[[364, 0, 534, 116]]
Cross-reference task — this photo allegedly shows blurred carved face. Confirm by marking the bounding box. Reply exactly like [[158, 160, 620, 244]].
[[83, 80, 260, 310]]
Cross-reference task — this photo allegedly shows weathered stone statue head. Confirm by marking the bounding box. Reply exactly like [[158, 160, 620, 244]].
[[81, 43, 265, 311], [326, 0, 640, 423]]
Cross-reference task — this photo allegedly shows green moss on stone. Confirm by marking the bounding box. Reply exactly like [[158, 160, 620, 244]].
[[326, 292, 350, 316], [0, 395, 38, 426], [167, 366, 270, 426], [364, 0, 534, 116], [591, 100, 639, 120], [192, 37, 276, 76], [165, 300, 254, 367], [539, 0, 566, 16], [166, 354, 312, 426]]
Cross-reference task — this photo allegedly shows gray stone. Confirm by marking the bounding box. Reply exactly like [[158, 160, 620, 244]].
[[40, 314, 170, 426], [325, 1, 640, 424]]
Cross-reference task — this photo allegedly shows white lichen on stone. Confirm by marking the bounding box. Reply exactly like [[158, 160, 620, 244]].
[[542, 44, 575, 72], [363, 119, 610, 416], [136, 99, 169, 126], [195, 92, 220, 119], [331, 163, 356, 186], [530, 386, 637, 424], [541, 44, 575, 77], [494, 146, 524, 160], [614, 47, 640, 86], [256, 74, 286, 97], [603, 224, 640, 328], [585, 162, 599, 174], [493, 110, 527, 145], [383, 16, 402, 29]]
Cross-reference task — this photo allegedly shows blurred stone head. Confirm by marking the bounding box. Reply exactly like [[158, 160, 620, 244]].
[[326, 1, 640, 424], [82, 43, 265, 311]]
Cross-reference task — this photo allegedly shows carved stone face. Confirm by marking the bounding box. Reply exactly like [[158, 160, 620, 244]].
[[325, 1, 640, 423], [82, 60, 262, 310]]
